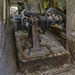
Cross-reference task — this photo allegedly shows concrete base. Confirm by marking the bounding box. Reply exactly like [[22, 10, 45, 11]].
[[15, 30, 70, 74], [18, 54, 69, 74]]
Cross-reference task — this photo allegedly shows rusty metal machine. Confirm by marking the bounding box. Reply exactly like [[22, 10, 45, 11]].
[[13, 8, 69, 73], [14, 8, 63, 60]]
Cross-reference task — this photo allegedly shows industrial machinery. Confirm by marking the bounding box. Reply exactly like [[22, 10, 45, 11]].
[[13, 8, 69, 73], [13, 8, 63, 60]]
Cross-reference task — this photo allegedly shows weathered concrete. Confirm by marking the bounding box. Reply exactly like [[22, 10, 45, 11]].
[[66, 0, 75, 60], [14, 30, 69, 74], [0, 29, 18, 75]]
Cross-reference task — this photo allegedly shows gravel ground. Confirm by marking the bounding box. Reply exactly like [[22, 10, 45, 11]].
[[16, 65, 75, 75]]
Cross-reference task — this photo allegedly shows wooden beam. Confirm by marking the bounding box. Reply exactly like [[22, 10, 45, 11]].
[[9, 0, 26, 3], [0, 0, 3, 22], [6, 0, 10, 26], [9, 0, 27, 6], [10, 2, 18, 6], [0, 0, 3, 57]]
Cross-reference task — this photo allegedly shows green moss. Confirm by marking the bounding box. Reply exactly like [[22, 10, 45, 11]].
[[41, 0, 66, 11], [53, 0, 66, 11]]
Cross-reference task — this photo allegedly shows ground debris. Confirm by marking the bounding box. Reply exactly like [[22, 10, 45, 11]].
[[16, 64, 74, 75]]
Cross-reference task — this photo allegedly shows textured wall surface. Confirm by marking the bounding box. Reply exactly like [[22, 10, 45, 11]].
[[66, 0, 75, 59], [66, 0, 75, 41]]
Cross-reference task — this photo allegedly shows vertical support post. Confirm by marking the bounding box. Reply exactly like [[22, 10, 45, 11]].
[[0, 0, 3, 57], [0, 0, 3, 22], [6, 0, 10, 26], [32, 25, 39, 49]]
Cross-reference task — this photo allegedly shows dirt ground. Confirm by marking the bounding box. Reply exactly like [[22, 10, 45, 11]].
[[16, 66, 75, 75]]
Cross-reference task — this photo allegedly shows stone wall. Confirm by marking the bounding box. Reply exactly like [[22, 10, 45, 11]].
[[66, 0, 75, 60]]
